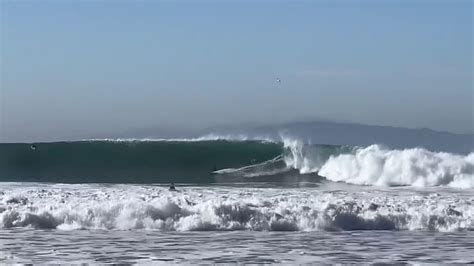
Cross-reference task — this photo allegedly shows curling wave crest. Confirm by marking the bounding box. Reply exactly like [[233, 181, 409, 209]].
[[1, 184, 472, 231]]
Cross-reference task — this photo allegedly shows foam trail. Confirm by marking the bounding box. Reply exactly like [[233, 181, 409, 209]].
[[318, 145, 474, 188], [213, 155, 290, 177]]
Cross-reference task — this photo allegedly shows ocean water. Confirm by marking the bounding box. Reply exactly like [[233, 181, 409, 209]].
[[1, 138, 473, 263], [2, 228, 473, 264]]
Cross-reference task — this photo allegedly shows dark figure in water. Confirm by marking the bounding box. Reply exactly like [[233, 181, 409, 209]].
[[30, 144, 37, 151], [212, 164, 217, 172], [169, 183, 176, 191]]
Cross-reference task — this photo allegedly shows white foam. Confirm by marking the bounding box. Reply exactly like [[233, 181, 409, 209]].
[[318, 145, 474, 188], [282, 138, 320, 173], [277, 136, 474, 188], [0, 184, 472, 231], [213, 155, 289, 177]]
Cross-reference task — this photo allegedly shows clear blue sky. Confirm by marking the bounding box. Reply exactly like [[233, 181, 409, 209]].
[[1, 0, 472, 142]]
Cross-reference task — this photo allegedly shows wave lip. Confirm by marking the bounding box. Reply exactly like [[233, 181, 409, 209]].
[[83, 133, 276, 143], [317, 145, 474, 188]]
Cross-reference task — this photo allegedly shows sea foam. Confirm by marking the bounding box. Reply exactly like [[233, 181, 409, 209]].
[[318, 145, 474, 188], [280, 138, 474, 188], [0, 184, 472, 231]]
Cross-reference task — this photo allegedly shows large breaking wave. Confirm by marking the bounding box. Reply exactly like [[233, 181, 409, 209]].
[[0, 135, 473, 188]]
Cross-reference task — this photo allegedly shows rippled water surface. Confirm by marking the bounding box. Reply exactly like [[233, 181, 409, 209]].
[[1, 229, 473, 264]]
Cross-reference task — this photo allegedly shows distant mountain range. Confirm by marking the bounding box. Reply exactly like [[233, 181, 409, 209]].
[[251, 121, 473, 154], [121, 120, 473, 154]]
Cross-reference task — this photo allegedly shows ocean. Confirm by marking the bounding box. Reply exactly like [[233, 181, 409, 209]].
[[1, 137, 473, 263]]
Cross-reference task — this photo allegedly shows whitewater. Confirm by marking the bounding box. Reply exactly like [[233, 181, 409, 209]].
[[281, 138, 474, 189], [1, 183, 473, 231], [1, 135, 473, 263]]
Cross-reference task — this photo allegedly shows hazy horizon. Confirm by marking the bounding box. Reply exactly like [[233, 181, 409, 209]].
[[0, 118, 472, 146], [1, 1, 472, 142]]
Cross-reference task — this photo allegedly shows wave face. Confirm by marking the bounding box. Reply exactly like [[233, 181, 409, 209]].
[[1, 184, 472, 231], [0, 140, 282, 183], [1, 137, 473, 188]]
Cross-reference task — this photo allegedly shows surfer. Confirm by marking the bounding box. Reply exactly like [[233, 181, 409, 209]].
[[30, 144, 37, 151], [169, 182, 176, 191]]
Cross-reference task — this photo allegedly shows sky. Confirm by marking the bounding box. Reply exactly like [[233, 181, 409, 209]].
[[1, 0, 472, 142]]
